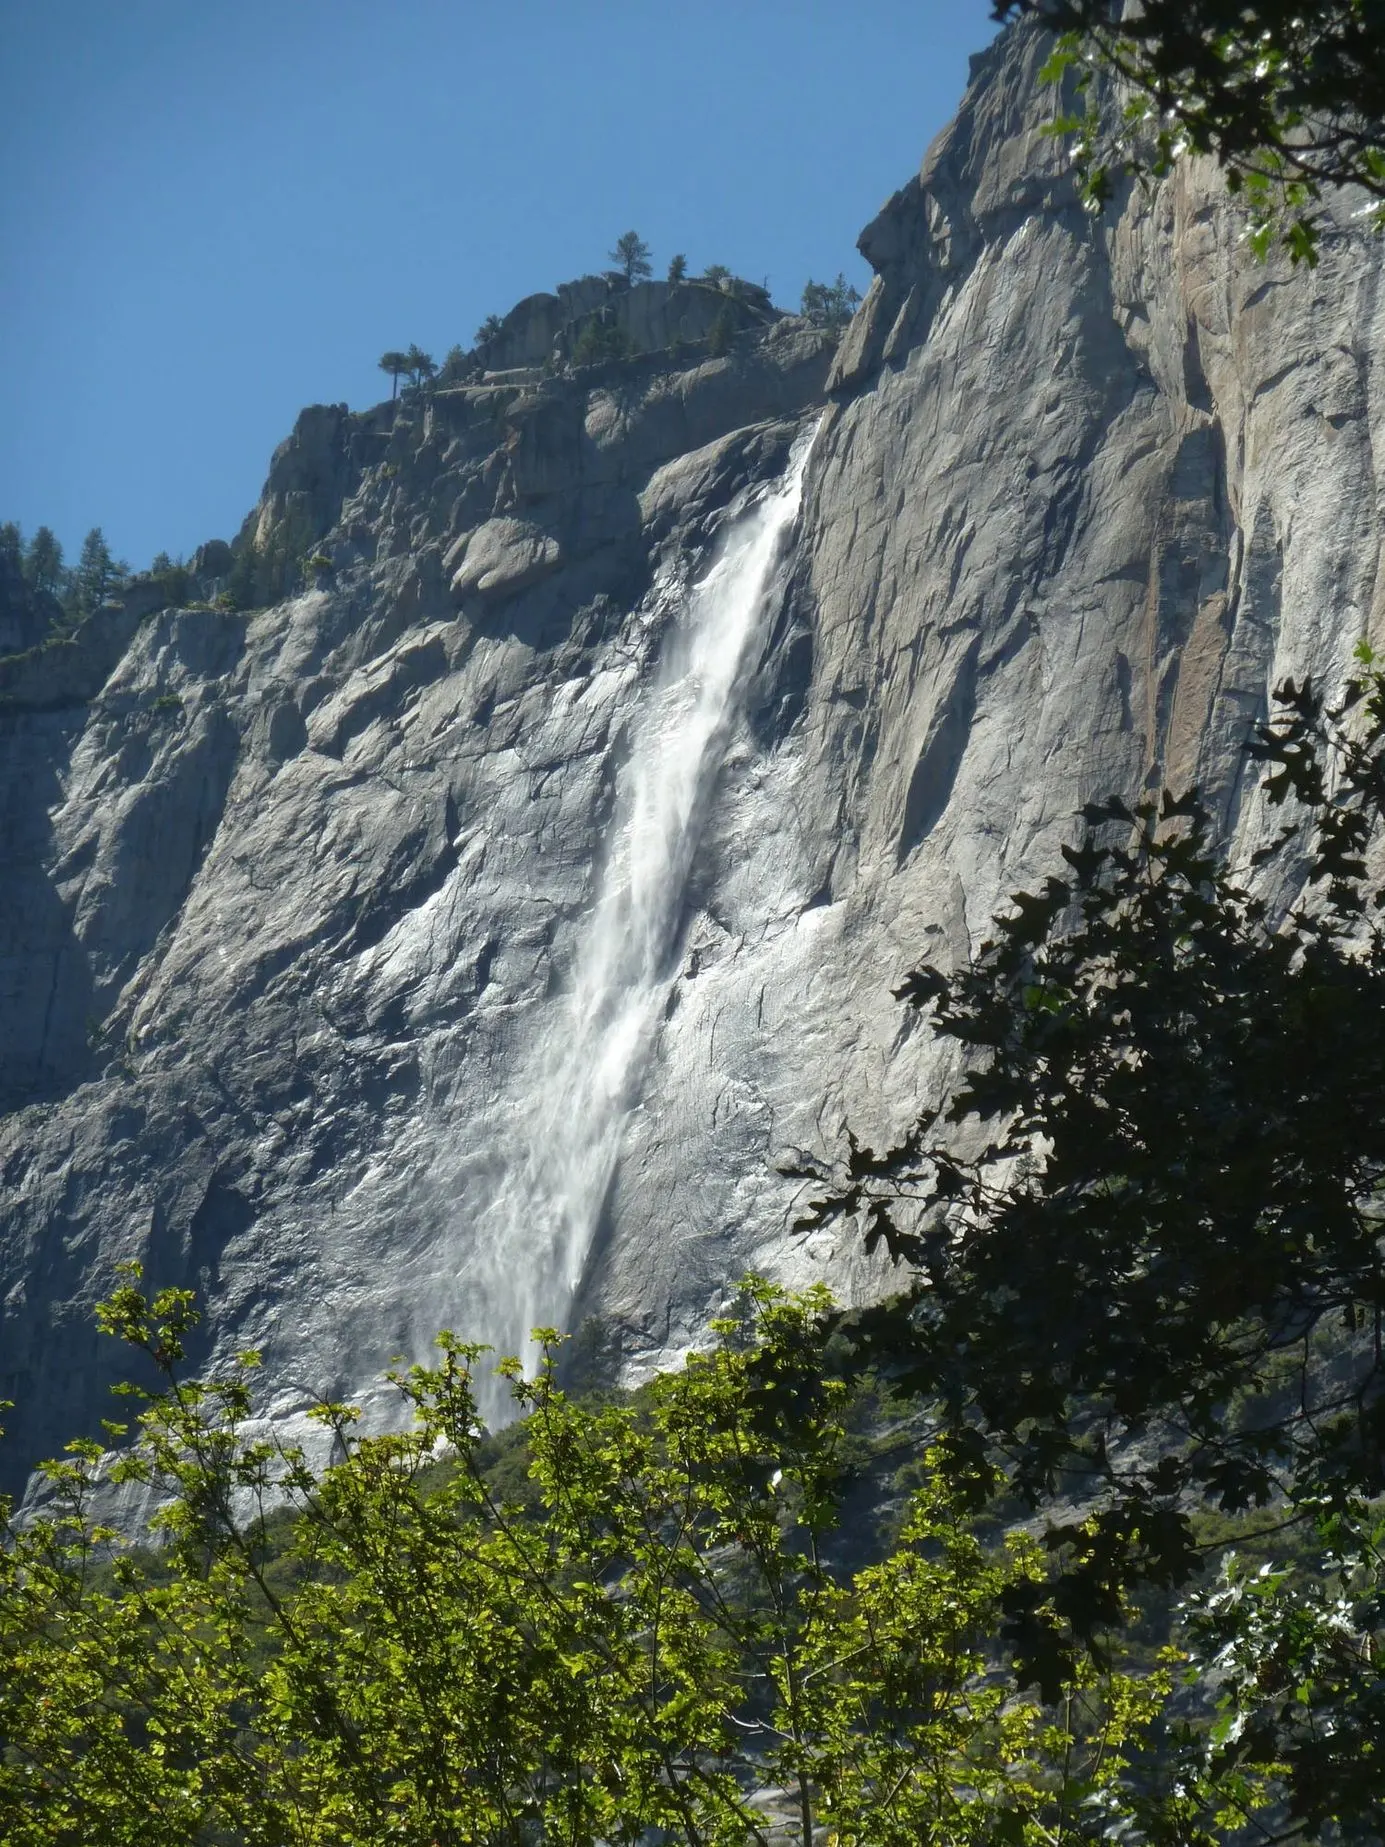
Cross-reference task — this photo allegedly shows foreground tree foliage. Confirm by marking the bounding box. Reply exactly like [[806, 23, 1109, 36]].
[[4, 656, 1383, 1847], [2, 1273, 1295, 1846], [4, 680, 1384, 1845], [792, 660, 1385, 1837], [998, 1, 1385, 261], [4, 739, 1381, 1845]]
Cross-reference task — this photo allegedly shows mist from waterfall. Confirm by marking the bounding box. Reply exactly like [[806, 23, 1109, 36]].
[[463, 426, 818, 1384]]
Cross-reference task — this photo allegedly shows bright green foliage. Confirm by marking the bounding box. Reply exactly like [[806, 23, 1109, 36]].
[[608, 230, 652, 285], [1183, 1493, 1385, 1839], [781, 1492, 1176, 1847], [0, 1272, 1258, 1846], [998, 1, 1385, 263], [800, 273, 862, 332]]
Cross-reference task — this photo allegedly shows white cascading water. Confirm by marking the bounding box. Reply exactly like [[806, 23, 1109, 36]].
[[463, 425, 818, 1382]]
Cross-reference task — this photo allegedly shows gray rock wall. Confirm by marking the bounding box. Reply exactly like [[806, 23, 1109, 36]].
[[473, 275, 777, 374], [0, 315, 834, 1488], [2, 20, 1382, 1494]]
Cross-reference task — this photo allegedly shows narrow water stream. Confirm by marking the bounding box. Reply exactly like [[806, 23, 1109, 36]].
[[465, 425, 818, 1379]]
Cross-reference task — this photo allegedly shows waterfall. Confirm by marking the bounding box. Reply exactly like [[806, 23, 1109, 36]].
[[463, 424, 818, 1379]]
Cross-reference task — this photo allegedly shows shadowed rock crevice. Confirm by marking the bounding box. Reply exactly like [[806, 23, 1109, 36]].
[[895, 642, 979, 866], [350, 820, 460, 955]]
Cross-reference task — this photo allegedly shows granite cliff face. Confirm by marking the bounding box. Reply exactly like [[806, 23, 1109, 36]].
[[3, 21, 1383, 1491]]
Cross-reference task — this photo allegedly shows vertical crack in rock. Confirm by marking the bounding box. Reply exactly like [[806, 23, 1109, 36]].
[[448, 427, 819, 1400]]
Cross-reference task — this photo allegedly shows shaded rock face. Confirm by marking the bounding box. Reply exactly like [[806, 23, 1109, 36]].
[[3, 20, 1383, 1492]]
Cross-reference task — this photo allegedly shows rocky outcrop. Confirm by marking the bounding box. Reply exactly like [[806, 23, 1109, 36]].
[[2, 19, 1382, 1497], [244, 400, 397, 557], [473, 275, 777, 374]]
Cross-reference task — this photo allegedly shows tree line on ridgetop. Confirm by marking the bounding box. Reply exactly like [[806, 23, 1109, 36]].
[[377, 232, 862, 401], [0, 520, 128, 631], [3, 228, 864, 650]]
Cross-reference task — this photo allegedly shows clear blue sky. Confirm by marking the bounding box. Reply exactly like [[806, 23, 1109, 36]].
[[1, 0, 999, 570]]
